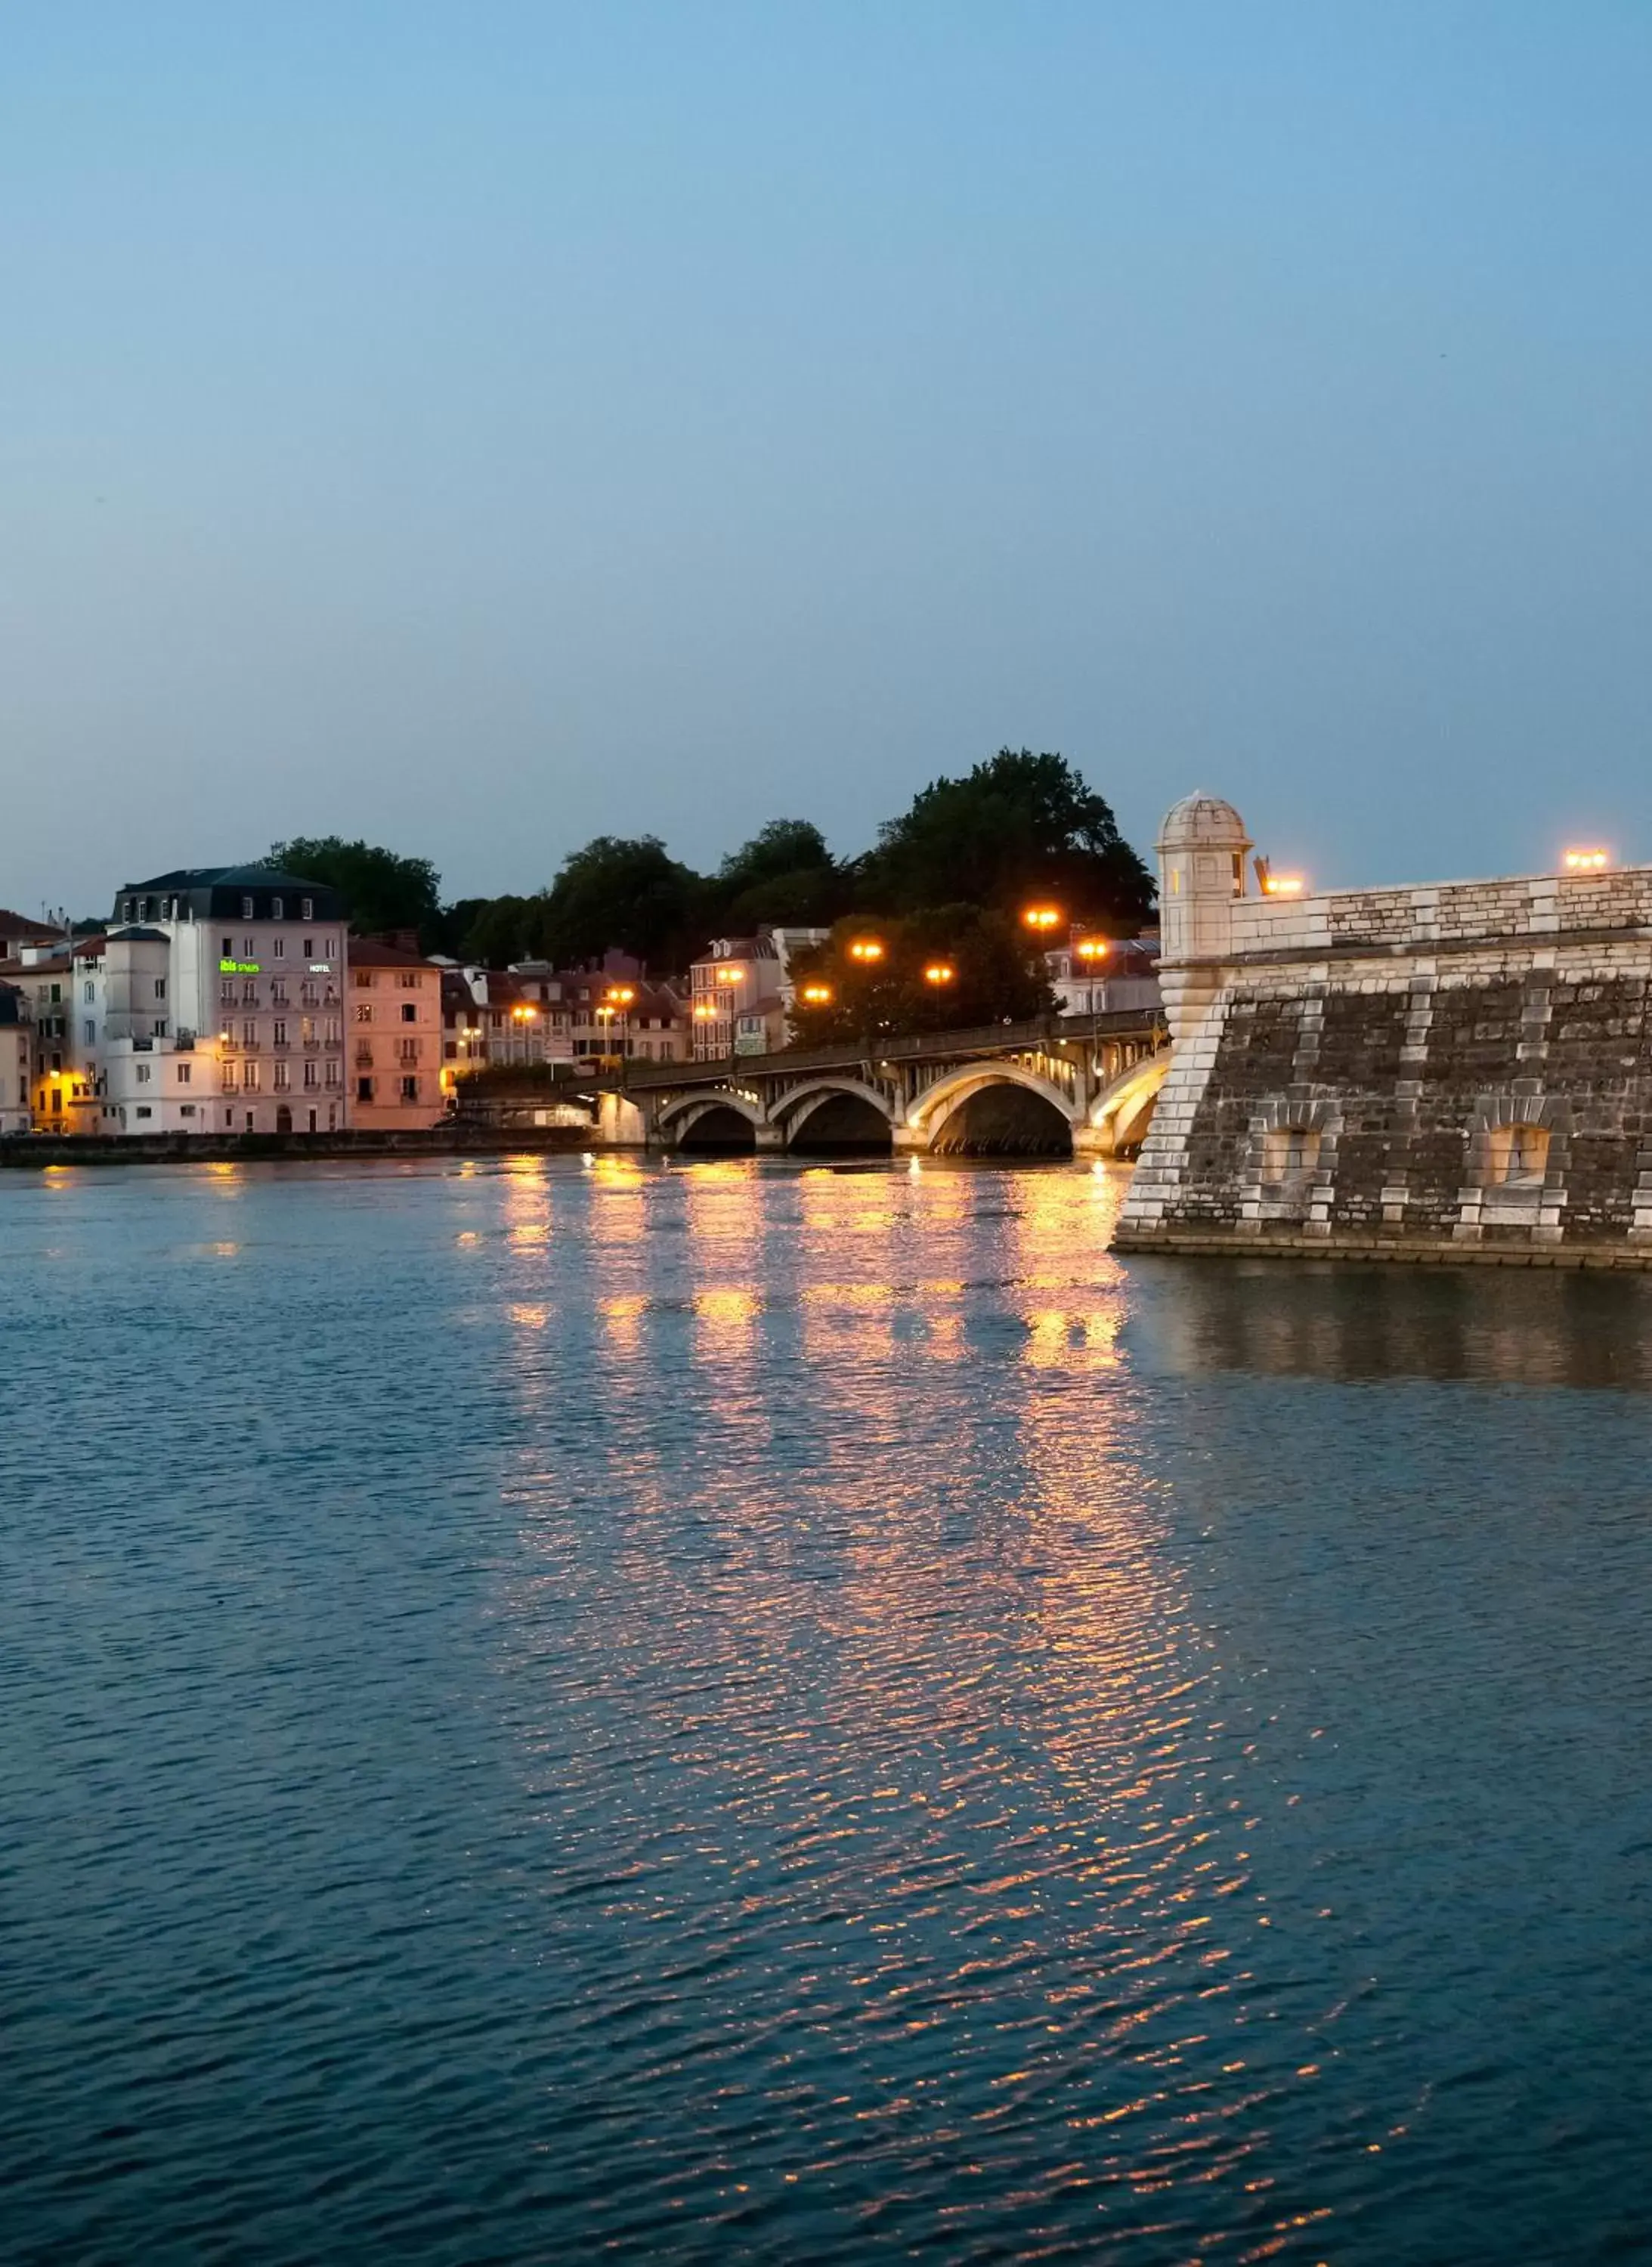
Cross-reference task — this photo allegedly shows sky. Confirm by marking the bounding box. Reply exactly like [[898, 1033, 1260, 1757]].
[[4, 2, 1650, 918]]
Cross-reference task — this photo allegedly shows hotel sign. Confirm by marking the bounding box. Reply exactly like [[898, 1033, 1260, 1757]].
[[219, 958, 261, 974]]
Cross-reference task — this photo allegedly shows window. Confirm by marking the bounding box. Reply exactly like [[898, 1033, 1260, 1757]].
[[325, 1019, 341, 1044], [303, 1059, 319, 1090], [301, 1017, 316, 1046], [272, 936, 286, 958], [242, 1019, 257, 1047], [354, 971, 373, 989], [303, 937, 314, 958], [400, 1076, 419, 1103], [176, 1062, 190, 1085], [243, 1060, 261, 1092], [242, 980, 257, 1006], [357, 1076, 374, 1103], [401, 1002, 416, 1022], [1262, 1127, 1319, 1185], [83, 981, 94, 1004], [324, 1059, 339, 1087], [222, 1065, 237, 1093], [271, 896, 283, 920], [271, 979, 288, 1004], [324, 936, 336, 955], [302, 898, 314, 922], [221, 936, 233, 957], [153, 1021, 166, 1039], [399, 1038, 419, 1063], [1490, 1123, 1549, 1186], [221, 979, 237, 1005], [84, 1019, 95, 1045], [180, 1103, 196, 1118], [299, 981, 316, 1005], [49, 983, 61, 1004], [153, 978, 166, 1001], [273, 1020, 288, 1047], [444, 1041, 457, 1059], [274, 1061, 290, 1090], [242, 896, 255, 919], [136, 1064, 151, 1084], [242, 936, 255, 957], [135, 1105, 151, 1119], [354, 1003, 373, 1024], [398, 973, 419, 990], [124, 900, 135, 921]]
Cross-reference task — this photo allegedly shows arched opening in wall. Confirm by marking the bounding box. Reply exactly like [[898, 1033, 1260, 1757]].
[[1487, 1122, 1549, 1186], [275, 1105, 293, 1136], [677, 1104, 757, 1153], [1261, 1125, 1319, 1190], [787, 1092, 892, 1155], [1109, 1087, 1159, 1161], [930, 1082, 1074, 1158]]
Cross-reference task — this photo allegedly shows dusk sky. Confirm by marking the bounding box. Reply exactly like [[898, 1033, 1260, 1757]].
[[5, 2, 1650, 918]]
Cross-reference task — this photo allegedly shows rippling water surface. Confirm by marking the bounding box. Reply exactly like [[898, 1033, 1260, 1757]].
[[6, 1155, 1652, 2264]]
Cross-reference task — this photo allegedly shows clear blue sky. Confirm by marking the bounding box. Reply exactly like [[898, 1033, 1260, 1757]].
[[5, 2, 1650, 916]]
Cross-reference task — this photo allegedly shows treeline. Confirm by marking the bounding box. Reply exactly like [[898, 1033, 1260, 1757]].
[[274, 748, 1154, 976]]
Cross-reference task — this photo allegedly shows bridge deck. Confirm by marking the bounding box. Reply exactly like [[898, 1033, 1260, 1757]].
[[585, 1009, 1165, 1093]]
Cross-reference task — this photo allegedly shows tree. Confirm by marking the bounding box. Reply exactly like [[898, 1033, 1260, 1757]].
[[270, 837, 443, 944], [713, 818, 847, 930], [864, 749, 1155, 934], [785, 908, 1052, 1045], [540, 836, 704, 970]]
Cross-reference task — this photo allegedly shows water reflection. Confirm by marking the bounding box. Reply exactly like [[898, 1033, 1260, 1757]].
[[1126, 1257, 1652, 1390]]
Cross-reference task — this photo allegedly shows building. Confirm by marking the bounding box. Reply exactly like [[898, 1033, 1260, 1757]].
[[688, 929, 828, 1059], [1045, 931, 1162, 1019], [0, 909, 68, 962], [0, 939, 98, 1131], [0, 984, 31, 1134], [348, 939, 447, 1129], [438, 958, 690, 1092], [1115, 792, 1652, 1264], [101, 865, 349, 1134]]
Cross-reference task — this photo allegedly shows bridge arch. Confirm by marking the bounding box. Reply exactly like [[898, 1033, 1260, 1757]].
[[771, 1078, 897, 1151], [907, 1064, 1082, 1157], [1088, 1050, 1171, 1158], [657, 1088, 769, 1151]]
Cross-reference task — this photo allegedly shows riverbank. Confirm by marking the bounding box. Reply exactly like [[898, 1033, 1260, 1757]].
[[0, 1126, 593, 1168]]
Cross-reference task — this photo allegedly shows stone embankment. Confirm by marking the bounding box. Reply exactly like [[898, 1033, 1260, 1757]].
[[0, 1127, 592, 1169], [1115, 794, 1652, 1268]]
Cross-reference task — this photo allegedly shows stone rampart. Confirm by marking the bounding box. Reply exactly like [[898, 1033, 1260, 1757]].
[[1116, 805, 1652, 1266]]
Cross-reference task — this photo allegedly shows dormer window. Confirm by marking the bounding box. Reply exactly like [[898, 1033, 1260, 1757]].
[[123, 898, 135, 921], [242, 895, 255, 919], [302, 898, 314, 922], [271, 896, 284, 920]]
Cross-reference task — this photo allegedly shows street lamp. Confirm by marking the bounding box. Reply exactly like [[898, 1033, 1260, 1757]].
[[923, 963, 954, 986], [799, 982, 834, 1006], [848, 938, 885, 963], [602, 985, 636, 1059], [1261, 874, 1305, 898], [1022, 905, 1062, 933], [1564, 846, 1610, 872], [1075, 937, 1109, 963]]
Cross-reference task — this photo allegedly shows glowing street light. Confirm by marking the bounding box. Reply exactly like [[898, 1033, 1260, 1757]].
[[1261, 874, 1306, 898], [848, 938, 885, 963], [1075, 937, 1109, 963], [1022, 905, 1062, 932], [799, 982, 834, 1006], [923, 962, 955, 986], [1564, 846, 1610, 872], [714, 964, 740, 985]]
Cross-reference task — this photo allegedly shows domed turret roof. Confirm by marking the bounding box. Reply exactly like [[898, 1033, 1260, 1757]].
[[1158, 793, 1250, 849]]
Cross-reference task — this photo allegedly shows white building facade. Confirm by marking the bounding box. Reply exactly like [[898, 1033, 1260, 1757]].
[[103, 866, 349, 1134]]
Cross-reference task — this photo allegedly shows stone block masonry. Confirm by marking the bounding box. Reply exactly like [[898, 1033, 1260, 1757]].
[[1115, 794, 1652, 1266]]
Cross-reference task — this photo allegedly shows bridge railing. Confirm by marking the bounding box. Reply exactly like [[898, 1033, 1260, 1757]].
[[595, 1010, 1167, 1093]]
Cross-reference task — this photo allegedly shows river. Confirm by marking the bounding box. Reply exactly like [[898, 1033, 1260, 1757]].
[[5, 1155, 1652, 2263]]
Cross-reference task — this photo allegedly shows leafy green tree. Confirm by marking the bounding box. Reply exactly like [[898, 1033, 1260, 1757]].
[[786, 908, 1052, 1045], [270, 837, 443, 944], [714, 818, 846, 930], [540, 836, 704, 970], [864, 749, 1154, 933]]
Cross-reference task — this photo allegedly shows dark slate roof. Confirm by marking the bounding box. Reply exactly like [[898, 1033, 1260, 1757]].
[[106, 926, 171, 945], [111, 864, 349, 923]]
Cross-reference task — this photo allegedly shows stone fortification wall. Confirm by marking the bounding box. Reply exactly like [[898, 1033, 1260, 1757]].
[[1117, 837, 1652, 1266]]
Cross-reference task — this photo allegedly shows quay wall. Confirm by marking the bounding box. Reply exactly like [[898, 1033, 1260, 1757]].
[[0, 1126, 592, 1169], [1116, 816, 1652, 1267]]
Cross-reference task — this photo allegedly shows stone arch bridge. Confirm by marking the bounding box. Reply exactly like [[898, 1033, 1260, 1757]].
[[579, 1012, 1168, 1158]]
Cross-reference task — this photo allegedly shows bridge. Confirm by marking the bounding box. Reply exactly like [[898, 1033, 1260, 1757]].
[[568, 1010, 1169, 1157]]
